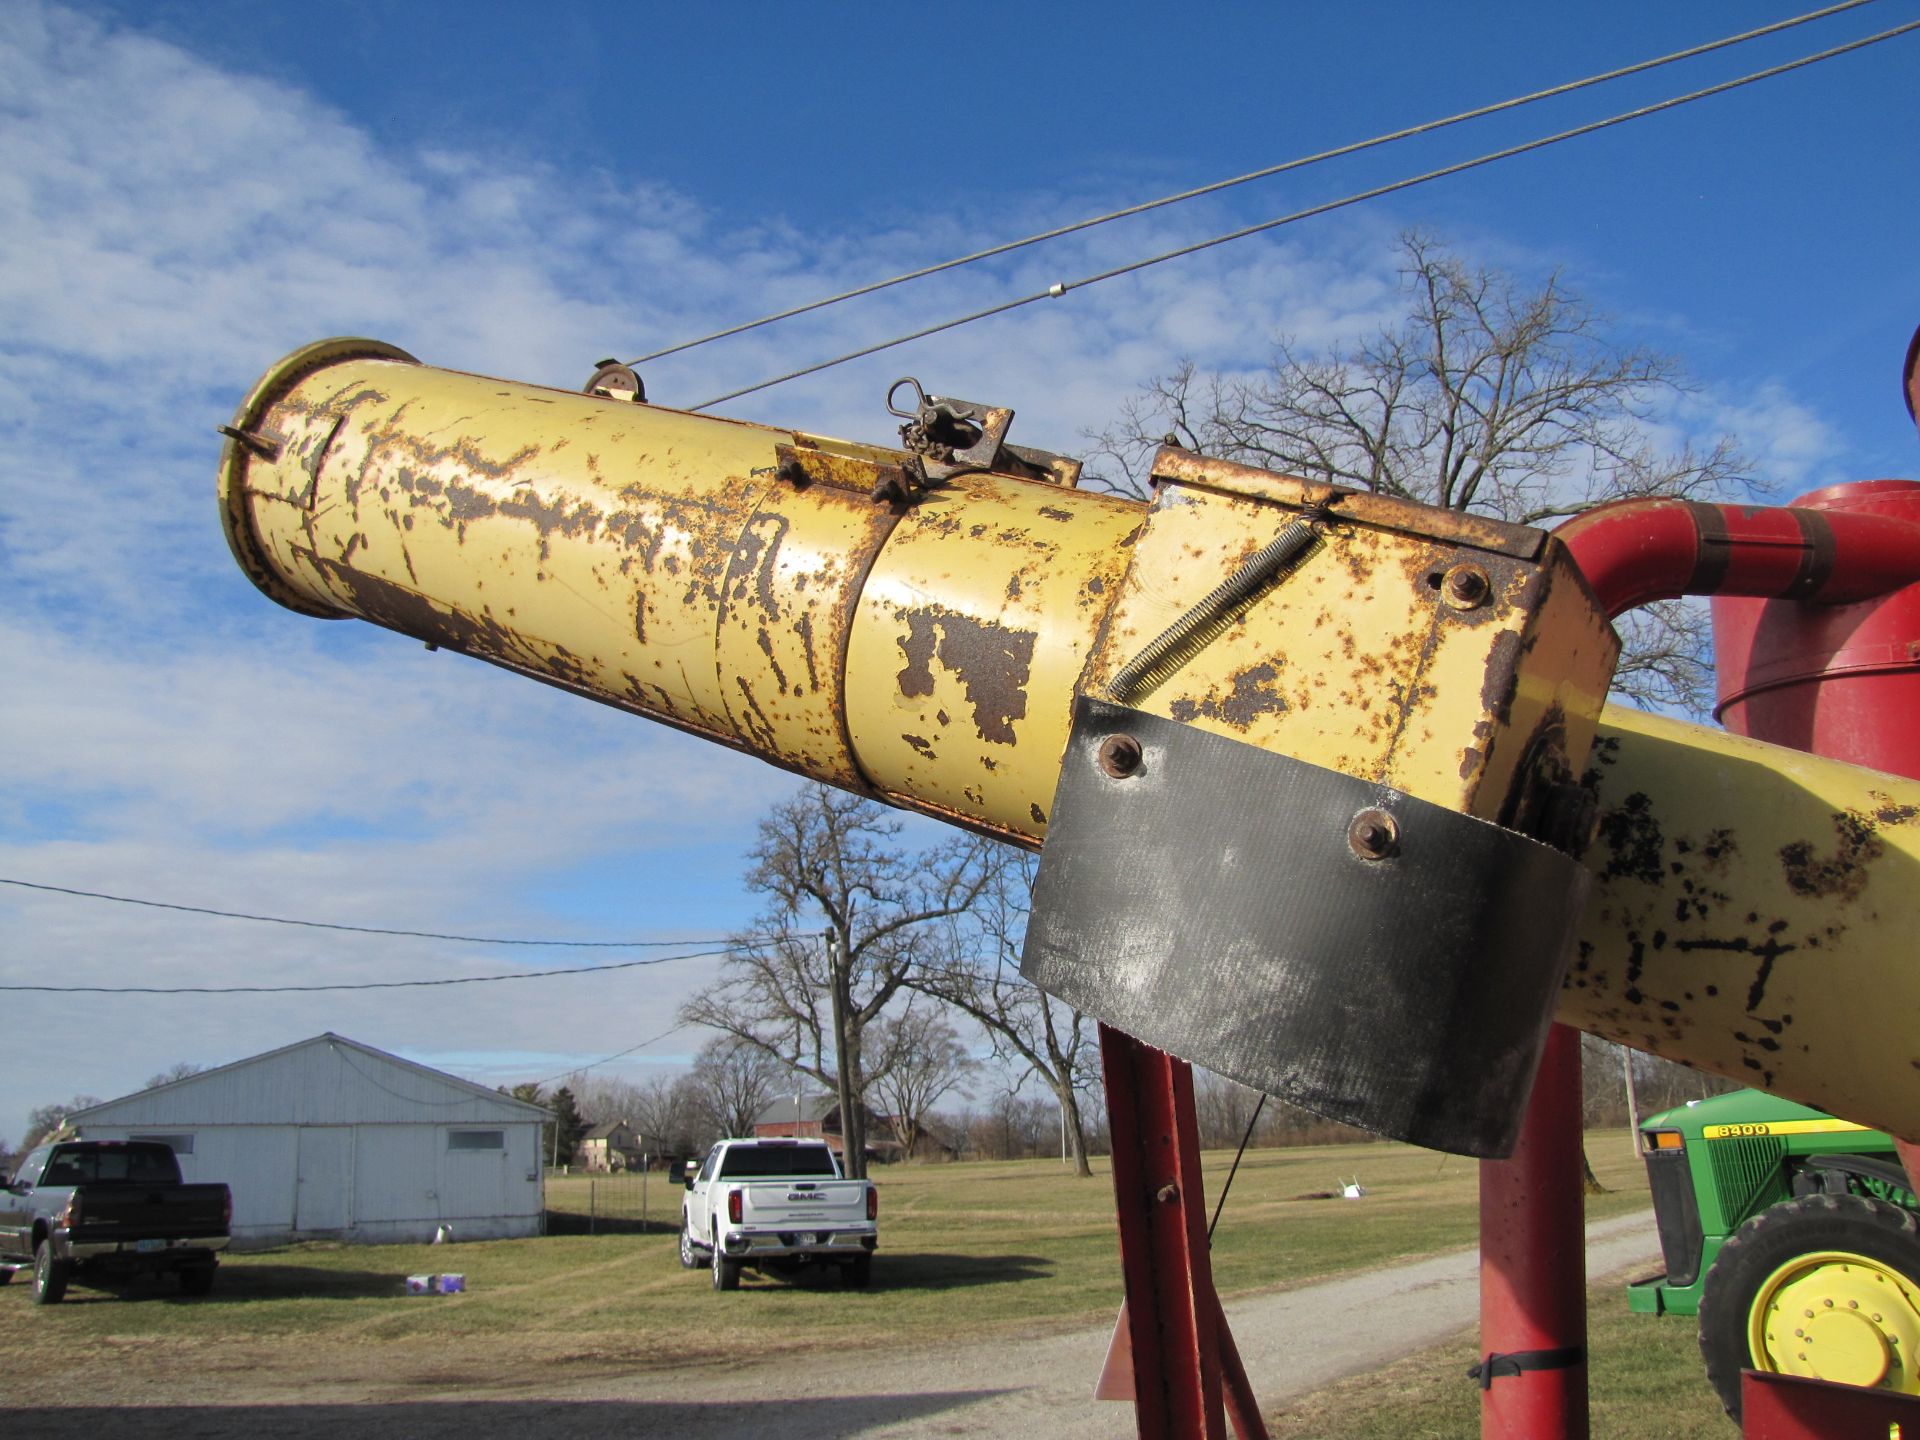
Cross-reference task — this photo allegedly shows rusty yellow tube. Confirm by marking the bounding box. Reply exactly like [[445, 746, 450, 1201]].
[[218, 340, 1141, 840], [218, 341, 1920, 1140]]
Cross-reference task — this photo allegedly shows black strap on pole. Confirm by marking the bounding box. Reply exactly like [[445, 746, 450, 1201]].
[[1466, 1347, 1586, 1390]]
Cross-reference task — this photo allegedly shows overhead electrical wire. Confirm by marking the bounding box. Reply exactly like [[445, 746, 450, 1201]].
[[631, 0, 1881, 371], [687, 17, 1920, 413], [534, 1021, 691, 1086], [0, 875, 750, 950], [0, 946, 737, 995]]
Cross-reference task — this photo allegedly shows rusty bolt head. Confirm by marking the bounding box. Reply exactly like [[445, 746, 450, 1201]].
[[1347, 807, 1399, 861], [1442, 565, 1491, 610], [1097, 733, 1144, 779]]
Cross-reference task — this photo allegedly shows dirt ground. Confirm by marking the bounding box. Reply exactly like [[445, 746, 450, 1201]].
[[1, 1213, 1658, 1438]]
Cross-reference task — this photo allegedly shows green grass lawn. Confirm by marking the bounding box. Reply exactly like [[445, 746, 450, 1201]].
[[2, 1130, 1696, 1418], [1267, 1282, 1735, 1437]]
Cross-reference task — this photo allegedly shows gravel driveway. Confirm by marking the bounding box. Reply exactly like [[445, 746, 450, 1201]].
[[11, 1211, 1658, 1439]]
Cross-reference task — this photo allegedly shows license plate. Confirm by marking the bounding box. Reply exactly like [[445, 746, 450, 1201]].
[[134, 1239, 165, 1254], [798, 1233, 817, 1246]]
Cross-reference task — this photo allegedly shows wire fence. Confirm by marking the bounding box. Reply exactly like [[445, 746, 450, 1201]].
[[543, 1169, 678, 1236]]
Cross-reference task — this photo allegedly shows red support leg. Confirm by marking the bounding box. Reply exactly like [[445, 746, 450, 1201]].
[[1897, 1139, 1920, 1198], [1100, 1024, 1229, 1440], [1479, 1022, 1590, 1439]]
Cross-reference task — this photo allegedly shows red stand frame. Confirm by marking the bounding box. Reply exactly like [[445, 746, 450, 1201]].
[[1100, 1025, 1268, 1440]]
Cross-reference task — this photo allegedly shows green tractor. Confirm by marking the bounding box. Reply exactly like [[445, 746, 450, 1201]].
[[1628, 1087, 1920, 1417]]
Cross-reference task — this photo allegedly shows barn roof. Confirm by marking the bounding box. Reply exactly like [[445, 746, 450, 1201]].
[[67, 1033, 551, 1128]]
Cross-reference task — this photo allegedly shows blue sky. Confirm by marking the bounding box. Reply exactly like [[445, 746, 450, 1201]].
[[3, 0, 1917, 1142]]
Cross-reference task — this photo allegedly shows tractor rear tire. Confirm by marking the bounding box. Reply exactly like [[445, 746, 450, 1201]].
[[1699, 1193, 1920, 1420]]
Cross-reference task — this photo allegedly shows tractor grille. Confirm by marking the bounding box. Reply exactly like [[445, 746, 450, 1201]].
[[1707, 1134, 1789, 1227], [1646, 1147, 1704, 1286]]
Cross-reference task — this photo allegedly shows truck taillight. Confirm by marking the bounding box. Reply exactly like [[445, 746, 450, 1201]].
[[727, 1190, 743, 1225], [866, 1186, 878, 1222], [223, 1191, 232, 1229], [59, 1192, 82, 1227]]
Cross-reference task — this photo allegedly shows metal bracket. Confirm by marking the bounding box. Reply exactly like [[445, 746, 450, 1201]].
[[886, 378, 1083, 493]]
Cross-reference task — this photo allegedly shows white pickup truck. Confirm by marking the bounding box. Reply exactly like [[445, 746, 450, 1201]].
[[679, 1137, 878, 1290]]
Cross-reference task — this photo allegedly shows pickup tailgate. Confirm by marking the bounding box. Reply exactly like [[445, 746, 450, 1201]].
[[737, 1179, 870, 1227], [68, 1183, 229, 1244]]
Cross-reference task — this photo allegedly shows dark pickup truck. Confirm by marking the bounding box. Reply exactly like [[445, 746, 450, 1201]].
[[1, 1140, 231, 1304]]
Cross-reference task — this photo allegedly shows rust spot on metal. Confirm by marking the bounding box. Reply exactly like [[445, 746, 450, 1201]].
[[1595, 792, 1665, 886], [902, 733, 936, 758], [894, 606, 1037, 745], [755, 627, 789, 694], [1162, 662, 1291, 731], [1479, 629, 1525, 725], [1037, 506, 1073, 523], [1030, 801, 1047, 826], [1780, 809, 1884, 902], [793, 612, 820, 692], [732, 676, 778, 750]]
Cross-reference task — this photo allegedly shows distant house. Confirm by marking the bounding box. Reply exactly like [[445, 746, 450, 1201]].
[[65, 1033, 549, 1248], [751, 1095, 902, 1163], [576, 1119, 644, 1172]]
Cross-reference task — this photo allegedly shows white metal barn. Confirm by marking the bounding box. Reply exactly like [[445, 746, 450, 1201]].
[[66, 1033, 549, 1249]]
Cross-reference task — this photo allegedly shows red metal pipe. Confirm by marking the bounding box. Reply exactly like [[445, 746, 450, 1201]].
[[1555, 496, 1920, 619], [1478, 1023, 1590, 1439]]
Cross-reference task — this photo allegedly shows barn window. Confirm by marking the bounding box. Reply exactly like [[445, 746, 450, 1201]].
[[447, 1130, 505, 1151], [135, 1133, 194, 1155]]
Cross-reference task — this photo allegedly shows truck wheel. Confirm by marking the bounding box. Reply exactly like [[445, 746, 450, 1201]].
[[32, 1240, 70, 1306], [843, 1254, 872, 1290], [678, 1215, 702, 1269], [1700, 1193, 1920, 1419], [179, 1265, 216, 1297], [711, 1228, 741, 1291]]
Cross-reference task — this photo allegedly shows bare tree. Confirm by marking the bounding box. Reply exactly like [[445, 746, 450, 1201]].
[[1192, 1069, 1265, 1152], [682, 1034, 790, 1141], [910, 845, 1101, 1176], [681, 783, 996, 1179], [630, 1073, 703, 1159], [865, 1000, 976, 1159], [21, 1096, 101, 1150], [1091, 232, 1746, 714], [143, 1062, 206, 1090]]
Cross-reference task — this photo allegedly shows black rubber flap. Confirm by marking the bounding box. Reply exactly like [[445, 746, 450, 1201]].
[[1020, 698, 1592, 1158]]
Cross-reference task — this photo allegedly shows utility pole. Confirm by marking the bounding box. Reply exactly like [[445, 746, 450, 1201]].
[[1621, 1045, 1642, 1160]]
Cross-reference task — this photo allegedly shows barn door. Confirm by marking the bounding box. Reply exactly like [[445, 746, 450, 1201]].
[[295, 1127, 352, 1234]]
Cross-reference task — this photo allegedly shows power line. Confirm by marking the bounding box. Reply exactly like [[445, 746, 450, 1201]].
[[0, 946, 736, 995], [536, 1021, 691, 1086], [689, 17, 1920, 413], [630, 0, 1879, 370], [0, 876, 736, 949]]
